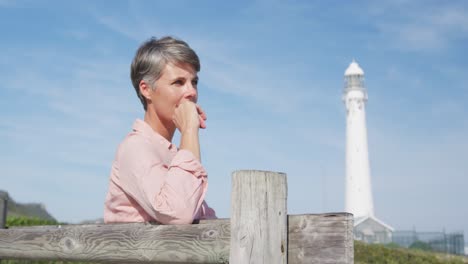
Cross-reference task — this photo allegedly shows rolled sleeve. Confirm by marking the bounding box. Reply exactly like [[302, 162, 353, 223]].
[[152, 150, 208, 224], [169, 149, 208, 178]]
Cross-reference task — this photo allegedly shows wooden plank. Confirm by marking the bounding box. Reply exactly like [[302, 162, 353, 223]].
[[287, 213, 354, 264], [229, 170, 288, 264], [0, 219, 230, 263], [0, 214, 353, 264]]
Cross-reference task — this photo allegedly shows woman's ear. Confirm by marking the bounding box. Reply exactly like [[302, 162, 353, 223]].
[[139, 80, 152, 101]]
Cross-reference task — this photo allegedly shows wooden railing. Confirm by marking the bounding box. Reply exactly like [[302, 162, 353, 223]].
[[0, 170, 353, 263]]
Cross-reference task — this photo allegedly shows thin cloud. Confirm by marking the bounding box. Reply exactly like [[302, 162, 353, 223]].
[[0, 0, 16, 7], [372, 2, 468, 51]]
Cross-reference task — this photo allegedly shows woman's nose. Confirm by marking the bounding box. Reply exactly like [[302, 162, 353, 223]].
[[184, 84, 197, 102]]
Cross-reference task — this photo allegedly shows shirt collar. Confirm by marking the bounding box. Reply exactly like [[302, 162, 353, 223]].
[[132, 119, 174, 150]]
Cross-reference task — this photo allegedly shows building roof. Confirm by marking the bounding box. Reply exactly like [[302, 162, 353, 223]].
[[345, 59, 364, 76], [355, 215, 395, 232]]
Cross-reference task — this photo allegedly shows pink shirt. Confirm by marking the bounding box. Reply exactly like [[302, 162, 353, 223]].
[[104, 119, 216, 224]]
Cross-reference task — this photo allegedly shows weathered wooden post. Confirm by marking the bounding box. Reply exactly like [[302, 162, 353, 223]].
[[230, 170, 288, 264], [0, 191, 7, 229], [0, 191, 7, 263]]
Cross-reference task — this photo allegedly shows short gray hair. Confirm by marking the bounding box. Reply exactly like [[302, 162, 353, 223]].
[[130, 36, 201, 111]]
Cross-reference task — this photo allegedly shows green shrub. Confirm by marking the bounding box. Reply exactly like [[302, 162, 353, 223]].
[[409, 240, 433, 252], [355, 240, 465, 264], [385, 242, 401, 249], [6, 216, 59, 227]]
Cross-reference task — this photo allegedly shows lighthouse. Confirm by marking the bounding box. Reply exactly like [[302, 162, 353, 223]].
[[343, 60, 374, 219], [343, 60, 393, 243]]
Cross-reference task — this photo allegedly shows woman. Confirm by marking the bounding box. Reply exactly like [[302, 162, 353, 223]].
[[104, 36, 216, 224]]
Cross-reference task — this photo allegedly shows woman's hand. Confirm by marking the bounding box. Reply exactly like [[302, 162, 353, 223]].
[[174, 100, 205, 161], [173, 100, 207, 133], [196, 104, 207, 129]]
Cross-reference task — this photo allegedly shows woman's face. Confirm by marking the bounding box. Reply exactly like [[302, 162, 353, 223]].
[[148, 62, 199, 127]]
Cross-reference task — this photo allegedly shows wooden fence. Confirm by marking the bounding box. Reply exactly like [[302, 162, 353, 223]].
[[0, 170, 353, 263]]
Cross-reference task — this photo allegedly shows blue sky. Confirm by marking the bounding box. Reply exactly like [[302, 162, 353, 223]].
[[1, 0, 467, 240]]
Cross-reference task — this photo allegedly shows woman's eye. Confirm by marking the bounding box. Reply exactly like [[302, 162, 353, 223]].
[[174, 80, 184, 85]]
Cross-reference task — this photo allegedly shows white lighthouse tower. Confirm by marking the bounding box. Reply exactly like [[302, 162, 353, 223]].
[[343, 60, 393, 243], [343, 60, 374, 219]]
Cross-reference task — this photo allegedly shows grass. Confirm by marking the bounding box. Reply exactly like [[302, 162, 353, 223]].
[[355, 240, 468, 264]]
